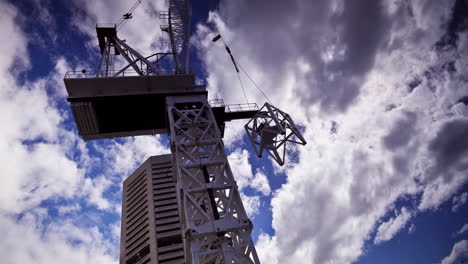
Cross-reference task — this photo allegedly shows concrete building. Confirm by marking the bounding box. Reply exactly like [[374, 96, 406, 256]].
[[120, 154, 185, 264]]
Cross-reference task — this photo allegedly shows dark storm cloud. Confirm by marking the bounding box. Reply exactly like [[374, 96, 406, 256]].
[[435, 0, 468, 51], [428, 119, 468, 180], [304, 0, 390, 112], [382, 112, 418, 151], [218, 0, 391, 112]]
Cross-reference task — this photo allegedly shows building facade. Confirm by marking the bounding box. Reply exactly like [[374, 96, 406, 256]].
[[120, 154, 185, 264]]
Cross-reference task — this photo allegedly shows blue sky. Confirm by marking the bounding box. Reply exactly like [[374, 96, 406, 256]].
[[0, 0, 468, 263]]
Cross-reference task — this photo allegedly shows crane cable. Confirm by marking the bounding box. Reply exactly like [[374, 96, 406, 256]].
[[212, 33, 273, 105], [116, 0, 143, 31], [236, 67, 249, 104], [236, 61, 272, 105]]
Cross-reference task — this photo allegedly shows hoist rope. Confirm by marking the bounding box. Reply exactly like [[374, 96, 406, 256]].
[[236, 61, 273, 105], [116, 0, 143, 31], [235, 67, 249, 104], [213, 34, 273, 105]]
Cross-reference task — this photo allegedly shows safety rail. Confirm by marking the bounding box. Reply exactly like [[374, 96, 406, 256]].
[[209, 99, 258, 112], [225, 103, 259, 112], [208, 99, 225, 108], [64, 68, 185, 79], [96, 23, 117, 28]]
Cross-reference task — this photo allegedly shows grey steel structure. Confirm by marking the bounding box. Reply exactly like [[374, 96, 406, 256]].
[[64, 1, 261, 262], [167, 96, 260, 263], [121, 154, 185, 264], [245, 103, 307, 166], [65, 0, 305, 263], [119, 96, 261, 264]]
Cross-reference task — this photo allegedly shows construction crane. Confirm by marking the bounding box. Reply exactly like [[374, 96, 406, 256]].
[[63, 0, 305, 263]]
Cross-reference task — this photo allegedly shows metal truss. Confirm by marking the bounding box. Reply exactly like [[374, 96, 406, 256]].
[[245, 103, 307, 166], [95, 28, 174, 77], [96, 38, 115, 77], [160, 0, 191, 74], [167, 95, 260, 264]]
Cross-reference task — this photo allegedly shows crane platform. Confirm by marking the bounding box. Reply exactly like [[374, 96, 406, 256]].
[[65, 72, 206, 140], [64, 73, 258, 140]]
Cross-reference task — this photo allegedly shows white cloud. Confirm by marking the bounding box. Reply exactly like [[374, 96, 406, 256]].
[[223, 119, 249, 147], [374, 207, 412, 244], [452, 192, 468, 212], [458, 224, 468, 236], [0, 2, 29, 75], [228, 148, 254, 191], [96, 135, 169, 178], [0, 1, 466, 264], [195, 0, 468, 263], [0, 2, 89, 214], [251, 170, 271, 196], [227, 148, 271, 218], [0, 4, 124, 263], [441, 240, 468, 264], [228, 148, 272, 196], [0, 214, 117, 264], [110, 221, 121, 241], [58, 204, 81, 216], [408, 223, 416, 234], [70, 0, 166, 69], [82, 175, 113, 210], [240, 193, 260, 219], [256, 233, 280, 264]]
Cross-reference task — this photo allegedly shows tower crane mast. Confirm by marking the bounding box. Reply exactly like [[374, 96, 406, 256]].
[[63, 0, 306, 263]]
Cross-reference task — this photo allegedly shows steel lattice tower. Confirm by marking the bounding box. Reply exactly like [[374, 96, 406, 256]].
[[64, 1, 261, 263], [64, 0, 306, 263], [167, 96, 259, 263]]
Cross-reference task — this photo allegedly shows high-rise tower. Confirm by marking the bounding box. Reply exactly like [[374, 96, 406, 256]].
[[120, 154, 185, 264]]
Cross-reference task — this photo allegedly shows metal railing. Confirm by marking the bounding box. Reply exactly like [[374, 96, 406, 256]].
[[96, 23, 117, 28], [225, 103, 259, 112], [209, 99, 258, 112], [64, 68, 186, 79], [209, 99, 225, 107]]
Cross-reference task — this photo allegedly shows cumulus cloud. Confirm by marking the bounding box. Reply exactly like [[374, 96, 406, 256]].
[[96, 136, 169, 178], [441, 240, 468, 264], [427, 119, 468, 180], [419, 118, 468, 210], [57, 203, 81, 216], [240, 193, 261, 219], [227, 148, 271, 218], [228, 148, 253, 190], [0, 2, 129, 262], [1, 0, 468, 264], [458, 224, 468, 236], [194, 0, 468, 262], [228, 148, 271, 196], [452, 192, 468, 212], [0, 1, 86, 214], [251, 170, 271, 196], [69, 0, 166, 69], [374, 207, 412, 244], [0, 214, 117, 264], [82, 175, 113, 210]]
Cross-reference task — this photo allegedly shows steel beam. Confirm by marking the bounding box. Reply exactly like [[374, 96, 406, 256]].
[[113, 37, 163, 75], [167, 95, 260, 264]]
